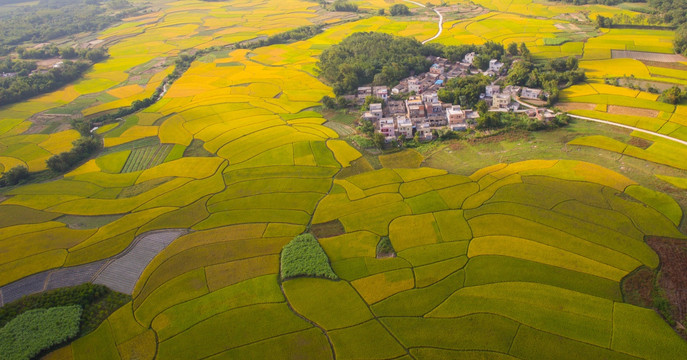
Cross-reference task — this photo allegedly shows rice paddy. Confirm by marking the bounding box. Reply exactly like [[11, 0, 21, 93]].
[[0, 0, 685, 358]]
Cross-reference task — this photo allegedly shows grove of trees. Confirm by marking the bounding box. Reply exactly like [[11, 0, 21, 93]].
[[0, 0, 139, 47]]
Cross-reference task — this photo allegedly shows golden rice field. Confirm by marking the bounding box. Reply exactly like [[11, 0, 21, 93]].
[[0, 0, 686, 358]]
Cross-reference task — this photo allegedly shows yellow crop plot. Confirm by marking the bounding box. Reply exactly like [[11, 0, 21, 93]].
[[0, 1, 686, 359]]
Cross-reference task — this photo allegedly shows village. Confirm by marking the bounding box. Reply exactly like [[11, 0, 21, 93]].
[[355, 52, 556, 141]]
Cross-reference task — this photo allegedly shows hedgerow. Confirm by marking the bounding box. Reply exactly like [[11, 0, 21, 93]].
[[0, 305, 82, 360], [281, 234, 338, 281]]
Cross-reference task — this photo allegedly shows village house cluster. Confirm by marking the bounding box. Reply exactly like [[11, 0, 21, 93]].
[[356, 54, 552, 141]]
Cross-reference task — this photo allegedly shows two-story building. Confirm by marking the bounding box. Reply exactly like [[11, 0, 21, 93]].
[[446, 105, 467, 131], [369, 103, 384, 119], [379, 118, 396, 139], [396, 116, 413, 138], [492, 93, 511, 109]]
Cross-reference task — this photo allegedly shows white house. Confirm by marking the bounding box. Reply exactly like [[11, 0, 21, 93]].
[[521, 87, 542, 100], [369, 103, 383, 119], [463, 52, 476, 65], [489, 59, 504, 73], [485, 85, 500, 98]]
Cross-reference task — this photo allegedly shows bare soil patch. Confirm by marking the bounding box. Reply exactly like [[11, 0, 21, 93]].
[[608, 105, 659, 118], [628, 136, 653, 149], [623, 236, 687, 340], [36, 58, 63, 68], [647, 236, 687, 324], [622, 266, 654, 308], [311, 219, 345, 238], [641, 60, 687, 71], [556, 102, 596, 111], [25, 113, 75, 134]]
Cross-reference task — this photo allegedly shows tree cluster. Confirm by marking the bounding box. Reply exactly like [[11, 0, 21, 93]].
[[46, 136, 102, 173], [0, 57, 37, 76], [333, 0, 358, 12], [0, 0, 139, 47], [389, 4, 411, 16], [238, 25, 322, 49], [0, 283, 130, 336], [0, 165, 29, 187], [318, 33, 512, 98], [476, 112, 570, 131], [18, 45, 108, 62], [437, 74, 491, 107], [506, 56, 585, 105], [660, 85, 685, 104], [0, 60, 91, 106], [318, 32, 434, 95]]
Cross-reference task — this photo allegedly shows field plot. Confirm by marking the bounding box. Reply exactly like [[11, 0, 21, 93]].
[[0, 0, 684, 358], [120, 144, 174, 173]]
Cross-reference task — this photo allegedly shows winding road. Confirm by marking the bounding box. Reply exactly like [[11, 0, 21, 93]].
[[403, 0, 444, 44], [514, 98, 687, 147]]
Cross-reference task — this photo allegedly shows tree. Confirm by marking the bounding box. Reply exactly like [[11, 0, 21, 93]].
[[476, 100, 488, 115], [0, 165, 29, 186], [675, 24, 687, 55], [373, 132, 386, 149], [477, 112, 503, 130], [378, 8, 385, 15], [336, 96, 351, 108], [474, 54, 491, 71], [596, 15, 613, 28], [59, 47, 78, 59], [357, 120, 375, 136], [507, 42, 519, 56], [518, 42, 529, 56], [322, 95, 337, 109], [389, 4, 411, 16], [661, 86, 683, 104]]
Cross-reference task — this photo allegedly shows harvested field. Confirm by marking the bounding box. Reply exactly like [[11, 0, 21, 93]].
[[608, 105, 659, 118], [612, 50, 687, 63], [647, 237, 687, 327], [555, 102, 597, 111]]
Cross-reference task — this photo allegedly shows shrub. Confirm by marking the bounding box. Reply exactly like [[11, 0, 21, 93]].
[[389, 4, 411, 16], [0, 305, 82, 360], [281, 234, 338, 280]]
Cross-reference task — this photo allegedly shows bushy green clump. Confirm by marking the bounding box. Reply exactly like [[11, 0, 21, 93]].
[[0, 305, 82, 360], [281, 234, 338, 281]]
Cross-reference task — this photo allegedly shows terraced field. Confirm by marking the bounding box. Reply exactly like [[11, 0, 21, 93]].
[[0, 0, 685, 358]]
